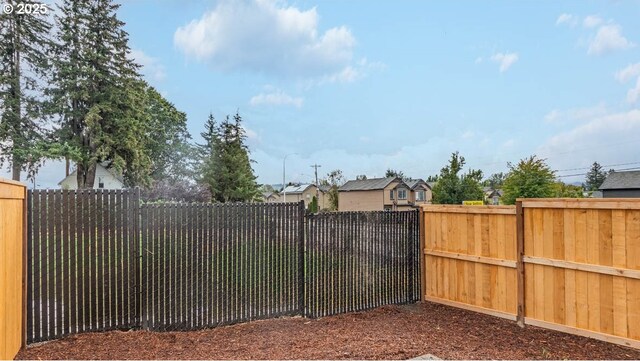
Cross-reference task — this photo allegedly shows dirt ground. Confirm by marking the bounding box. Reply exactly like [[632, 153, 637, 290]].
[[17, 301, 640, 360]]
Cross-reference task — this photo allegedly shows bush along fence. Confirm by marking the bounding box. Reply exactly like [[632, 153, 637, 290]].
[[421, 199, 640, 349], [24, 189, 421, 343]]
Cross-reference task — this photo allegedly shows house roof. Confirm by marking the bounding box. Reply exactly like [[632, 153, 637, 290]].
[[339, 177, 400, 191], [318, 184, 331, 193], [58, 162, 124, 185], [485, 189, 504, 197], [282, 183, 314, 194], [427, 181, 436, 189], [405, 179, 430, 190], [599, 170, 640, 190]]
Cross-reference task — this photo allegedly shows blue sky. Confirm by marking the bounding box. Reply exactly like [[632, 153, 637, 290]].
[[8, 0, 640, 187]]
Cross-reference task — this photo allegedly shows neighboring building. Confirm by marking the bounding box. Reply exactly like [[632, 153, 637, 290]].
[[338, 177, 432, 212], [280, 183, 329, 209], [483, 187, 504, 205], [405, 179, 433, 205], [599, 170, 640, 198], [58, 163, 124, 190], [262, 192, 279, 203]]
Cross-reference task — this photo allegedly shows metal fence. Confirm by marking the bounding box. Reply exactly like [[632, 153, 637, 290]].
[[141, 202, 304, 331], [26, 189, 421, 342], [26, 189, 140, 343], [305, 211, 421, 318]]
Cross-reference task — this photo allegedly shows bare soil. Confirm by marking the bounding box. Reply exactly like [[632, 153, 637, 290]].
[[17, 302, 640, 360]]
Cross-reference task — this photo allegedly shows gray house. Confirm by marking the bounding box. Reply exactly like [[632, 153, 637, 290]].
[[599, 170, 640, 198]]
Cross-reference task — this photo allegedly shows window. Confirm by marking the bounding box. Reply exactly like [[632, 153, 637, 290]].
[[398, 189, 407, 200], [390, 190, 395, 200], [384, 206, 392, 211], [98, 177, 104, 189], [416, 190, 425, 201]]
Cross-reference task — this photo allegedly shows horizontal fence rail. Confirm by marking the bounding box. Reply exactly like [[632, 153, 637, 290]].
[[26, 189, 140, 343], [305, 211, 420, 318], [141, 202, 304, 331]]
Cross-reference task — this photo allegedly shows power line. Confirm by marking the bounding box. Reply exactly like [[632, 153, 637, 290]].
[[556, 166, 640, 178], [555, 161, 640, 173]]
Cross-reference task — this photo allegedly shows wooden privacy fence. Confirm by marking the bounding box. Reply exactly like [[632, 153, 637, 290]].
[[421, 199, 640, 349], [522, 199, 640, 348], [25, 189, 421, 343], [0, 179, 27, 360], [422, 205, 518, 320]]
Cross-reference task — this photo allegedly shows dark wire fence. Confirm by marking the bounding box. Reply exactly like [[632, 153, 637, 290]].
[[26, 189, 140, 343], [26, 189, 420, 343], [141, 202, 304, 331], [305, 211, 420, 318]]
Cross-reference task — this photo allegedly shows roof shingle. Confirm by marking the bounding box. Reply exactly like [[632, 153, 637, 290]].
[[599, 170, 640, 190]]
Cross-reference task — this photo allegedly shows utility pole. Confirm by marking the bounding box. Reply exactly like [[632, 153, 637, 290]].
[[311, 163, 321, 201]]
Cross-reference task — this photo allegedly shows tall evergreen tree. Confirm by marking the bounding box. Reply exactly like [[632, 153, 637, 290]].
[[51, 0, 151, 188], [0, 0, 53, 180], [583, 161, 610, 191], [199, 112, 260, 202]]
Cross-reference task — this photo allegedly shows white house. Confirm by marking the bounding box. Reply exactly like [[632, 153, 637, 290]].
[[58, 163, 124, 190]]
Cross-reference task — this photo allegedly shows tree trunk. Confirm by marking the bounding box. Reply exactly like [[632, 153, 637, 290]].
[[12, 163, 21, 182], [65, 157, 70, 177], [10, 12, 22, 182], [76, 162, 97, 189]]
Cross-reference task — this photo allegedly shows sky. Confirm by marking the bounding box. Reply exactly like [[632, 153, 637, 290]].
[[5, 0, 640, 188]]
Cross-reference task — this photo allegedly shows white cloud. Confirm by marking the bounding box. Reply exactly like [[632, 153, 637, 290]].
[[490, 52, 519, 72], [130, 49, 166, 82], [461, 130, 474, 139], [537, 109, 640, 162], [173, 0, 358, 80], [250, 90, 304, 108], [537, 109, 640, 173], [627, 77, 640, 103], [615, 62, 640, 83], [556, 13, 577, 26], [475, 57, 483, 64], [242, 126, 260, 141], [583, 15, 603, 28], [587, 24, 635, 55], [544, 103, 608, 123]]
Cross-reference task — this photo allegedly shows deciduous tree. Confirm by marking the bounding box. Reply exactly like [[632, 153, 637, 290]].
[[501, 156, 555, 205], [431, 152, 484, 204]]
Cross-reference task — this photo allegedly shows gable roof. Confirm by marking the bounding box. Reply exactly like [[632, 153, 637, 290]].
[[339, 177, 401, 192], [599, 170, 640, 190], [405, 179, 430, 190]]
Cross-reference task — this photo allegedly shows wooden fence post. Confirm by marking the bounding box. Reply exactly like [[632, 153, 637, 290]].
[[516, 200, 525, 327], [22, 186, 28, 349], [419, 206, 426, 301]]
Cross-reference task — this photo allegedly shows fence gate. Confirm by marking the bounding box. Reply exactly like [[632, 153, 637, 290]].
[[140, 202, 305, 331], [305, 210, 421, 318], [26, 189, 140, 343]]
